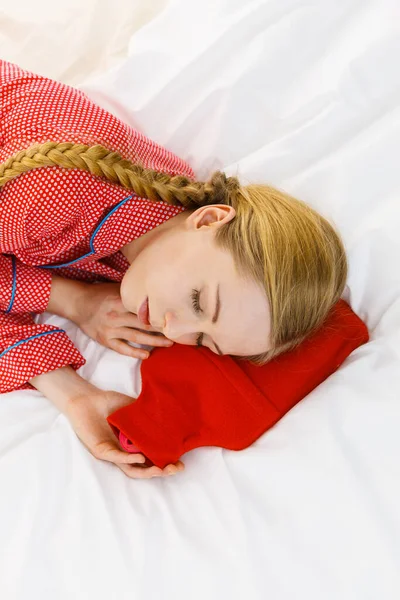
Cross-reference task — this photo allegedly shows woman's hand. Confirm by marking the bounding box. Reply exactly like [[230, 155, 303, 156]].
[[65, 384, 185, 479], [73, 282, 173, 360]]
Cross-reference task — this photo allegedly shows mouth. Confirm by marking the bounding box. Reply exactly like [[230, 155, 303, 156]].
[[138, 296, 150, 326]]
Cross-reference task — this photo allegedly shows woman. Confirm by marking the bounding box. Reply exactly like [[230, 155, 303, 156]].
[[0, 60, 347, 479]]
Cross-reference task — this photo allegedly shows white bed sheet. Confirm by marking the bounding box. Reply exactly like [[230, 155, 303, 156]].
[[0, 1, 399, 599]]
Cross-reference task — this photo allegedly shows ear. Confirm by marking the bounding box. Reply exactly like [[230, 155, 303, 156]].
[[187, 205, 236, 230]]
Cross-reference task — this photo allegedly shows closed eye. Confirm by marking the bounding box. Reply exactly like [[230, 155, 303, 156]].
[[191, 287, 224, 355], [191, 288, 202, 314], [191, 288, 204, 347]]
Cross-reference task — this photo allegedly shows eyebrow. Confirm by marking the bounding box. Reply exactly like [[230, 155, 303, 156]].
[[210, 284, 224, 355]]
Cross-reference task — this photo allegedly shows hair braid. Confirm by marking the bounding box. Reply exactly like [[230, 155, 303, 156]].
[[0, 141, 240, 210]]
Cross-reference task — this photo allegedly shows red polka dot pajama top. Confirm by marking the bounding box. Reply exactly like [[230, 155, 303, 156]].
[[0, 59, 193, 393]]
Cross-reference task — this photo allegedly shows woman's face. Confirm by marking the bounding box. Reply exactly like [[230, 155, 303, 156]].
[[120, 205, 271, 357]]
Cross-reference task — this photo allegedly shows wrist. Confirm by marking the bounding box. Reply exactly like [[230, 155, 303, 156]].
[[67, 281, 91, 326], [47, 275, 89, 325], [29, 366, 96, 414]]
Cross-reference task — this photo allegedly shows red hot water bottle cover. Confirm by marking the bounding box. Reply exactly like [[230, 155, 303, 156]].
[[107, 299, 369, 468]]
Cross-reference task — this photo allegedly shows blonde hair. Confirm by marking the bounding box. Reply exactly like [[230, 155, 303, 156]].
[[0, 141, 348, 365]]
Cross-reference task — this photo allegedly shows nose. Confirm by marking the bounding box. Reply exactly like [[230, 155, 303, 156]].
[[163, 311, 195, 342]]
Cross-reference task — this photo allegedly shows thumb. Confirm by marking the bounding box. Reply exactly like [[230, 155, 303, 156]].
[[95, 437, 146, 465]]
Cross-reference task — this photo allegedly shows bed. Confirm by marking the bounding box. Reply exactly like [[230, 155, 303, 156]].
[[0, 1, 399, 598]]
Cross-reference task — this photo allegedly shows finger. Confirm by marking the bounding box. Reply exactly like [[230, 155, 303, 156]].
[[108, 339, 150, 360], [163, 466, 178, 475], [95, 441, 146, 464], [110, 313, 161, 334], [117, 328, 174, 348], [117, 463, 165, 479], [117, 452, 148, 465], [117, 314, 163, 334], [162, 461, 185, 475]]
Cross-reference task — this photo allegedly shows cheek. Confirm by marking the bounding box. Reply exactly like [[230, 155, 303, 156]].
[[120, 244, 155, 306], [119, 274, 133, 312], [127, 236, 196, 313]]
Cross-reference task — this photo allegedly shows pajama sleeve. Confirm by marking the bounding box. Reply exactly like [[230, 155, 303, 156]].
[[0, 255, 86, 393]]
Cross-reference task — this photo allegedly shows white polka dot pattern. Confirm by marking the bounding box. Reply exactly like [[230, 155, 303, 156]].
[[0, 59, 193, 392]]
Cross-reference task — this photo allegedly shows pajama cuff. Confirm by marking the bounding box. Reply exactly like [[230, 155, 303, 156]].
[[0, 327, 86, 393], [5, 257, 53, 315]]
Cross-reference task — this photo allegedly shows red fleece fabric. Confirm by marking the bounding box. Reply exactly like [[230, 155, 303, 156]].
[[107, 299, 369, 468]]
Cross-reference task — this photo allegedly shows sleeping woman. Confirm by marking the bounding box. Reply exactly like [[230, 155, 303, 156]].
[[0, 59, 347, 479]]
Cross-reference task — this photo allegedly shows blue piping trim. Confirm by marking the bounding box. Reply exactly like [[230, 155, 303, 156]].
[[5, 255, 17, 314], [38, 193, 136, 269], [0, 329, 65, 359]]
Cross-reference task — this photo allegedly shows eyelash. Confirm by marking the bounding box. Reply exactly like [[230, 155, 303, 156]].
[[191, 288, 204, 347]]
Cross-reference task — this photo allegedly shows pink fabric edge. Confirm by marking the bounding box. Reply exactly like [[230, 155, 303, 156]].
[[119, 431, 141, 454]]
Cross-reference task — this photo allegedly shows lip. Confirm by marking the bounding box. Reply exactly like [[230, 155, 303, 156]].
[[138, 296, 150, 326]]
